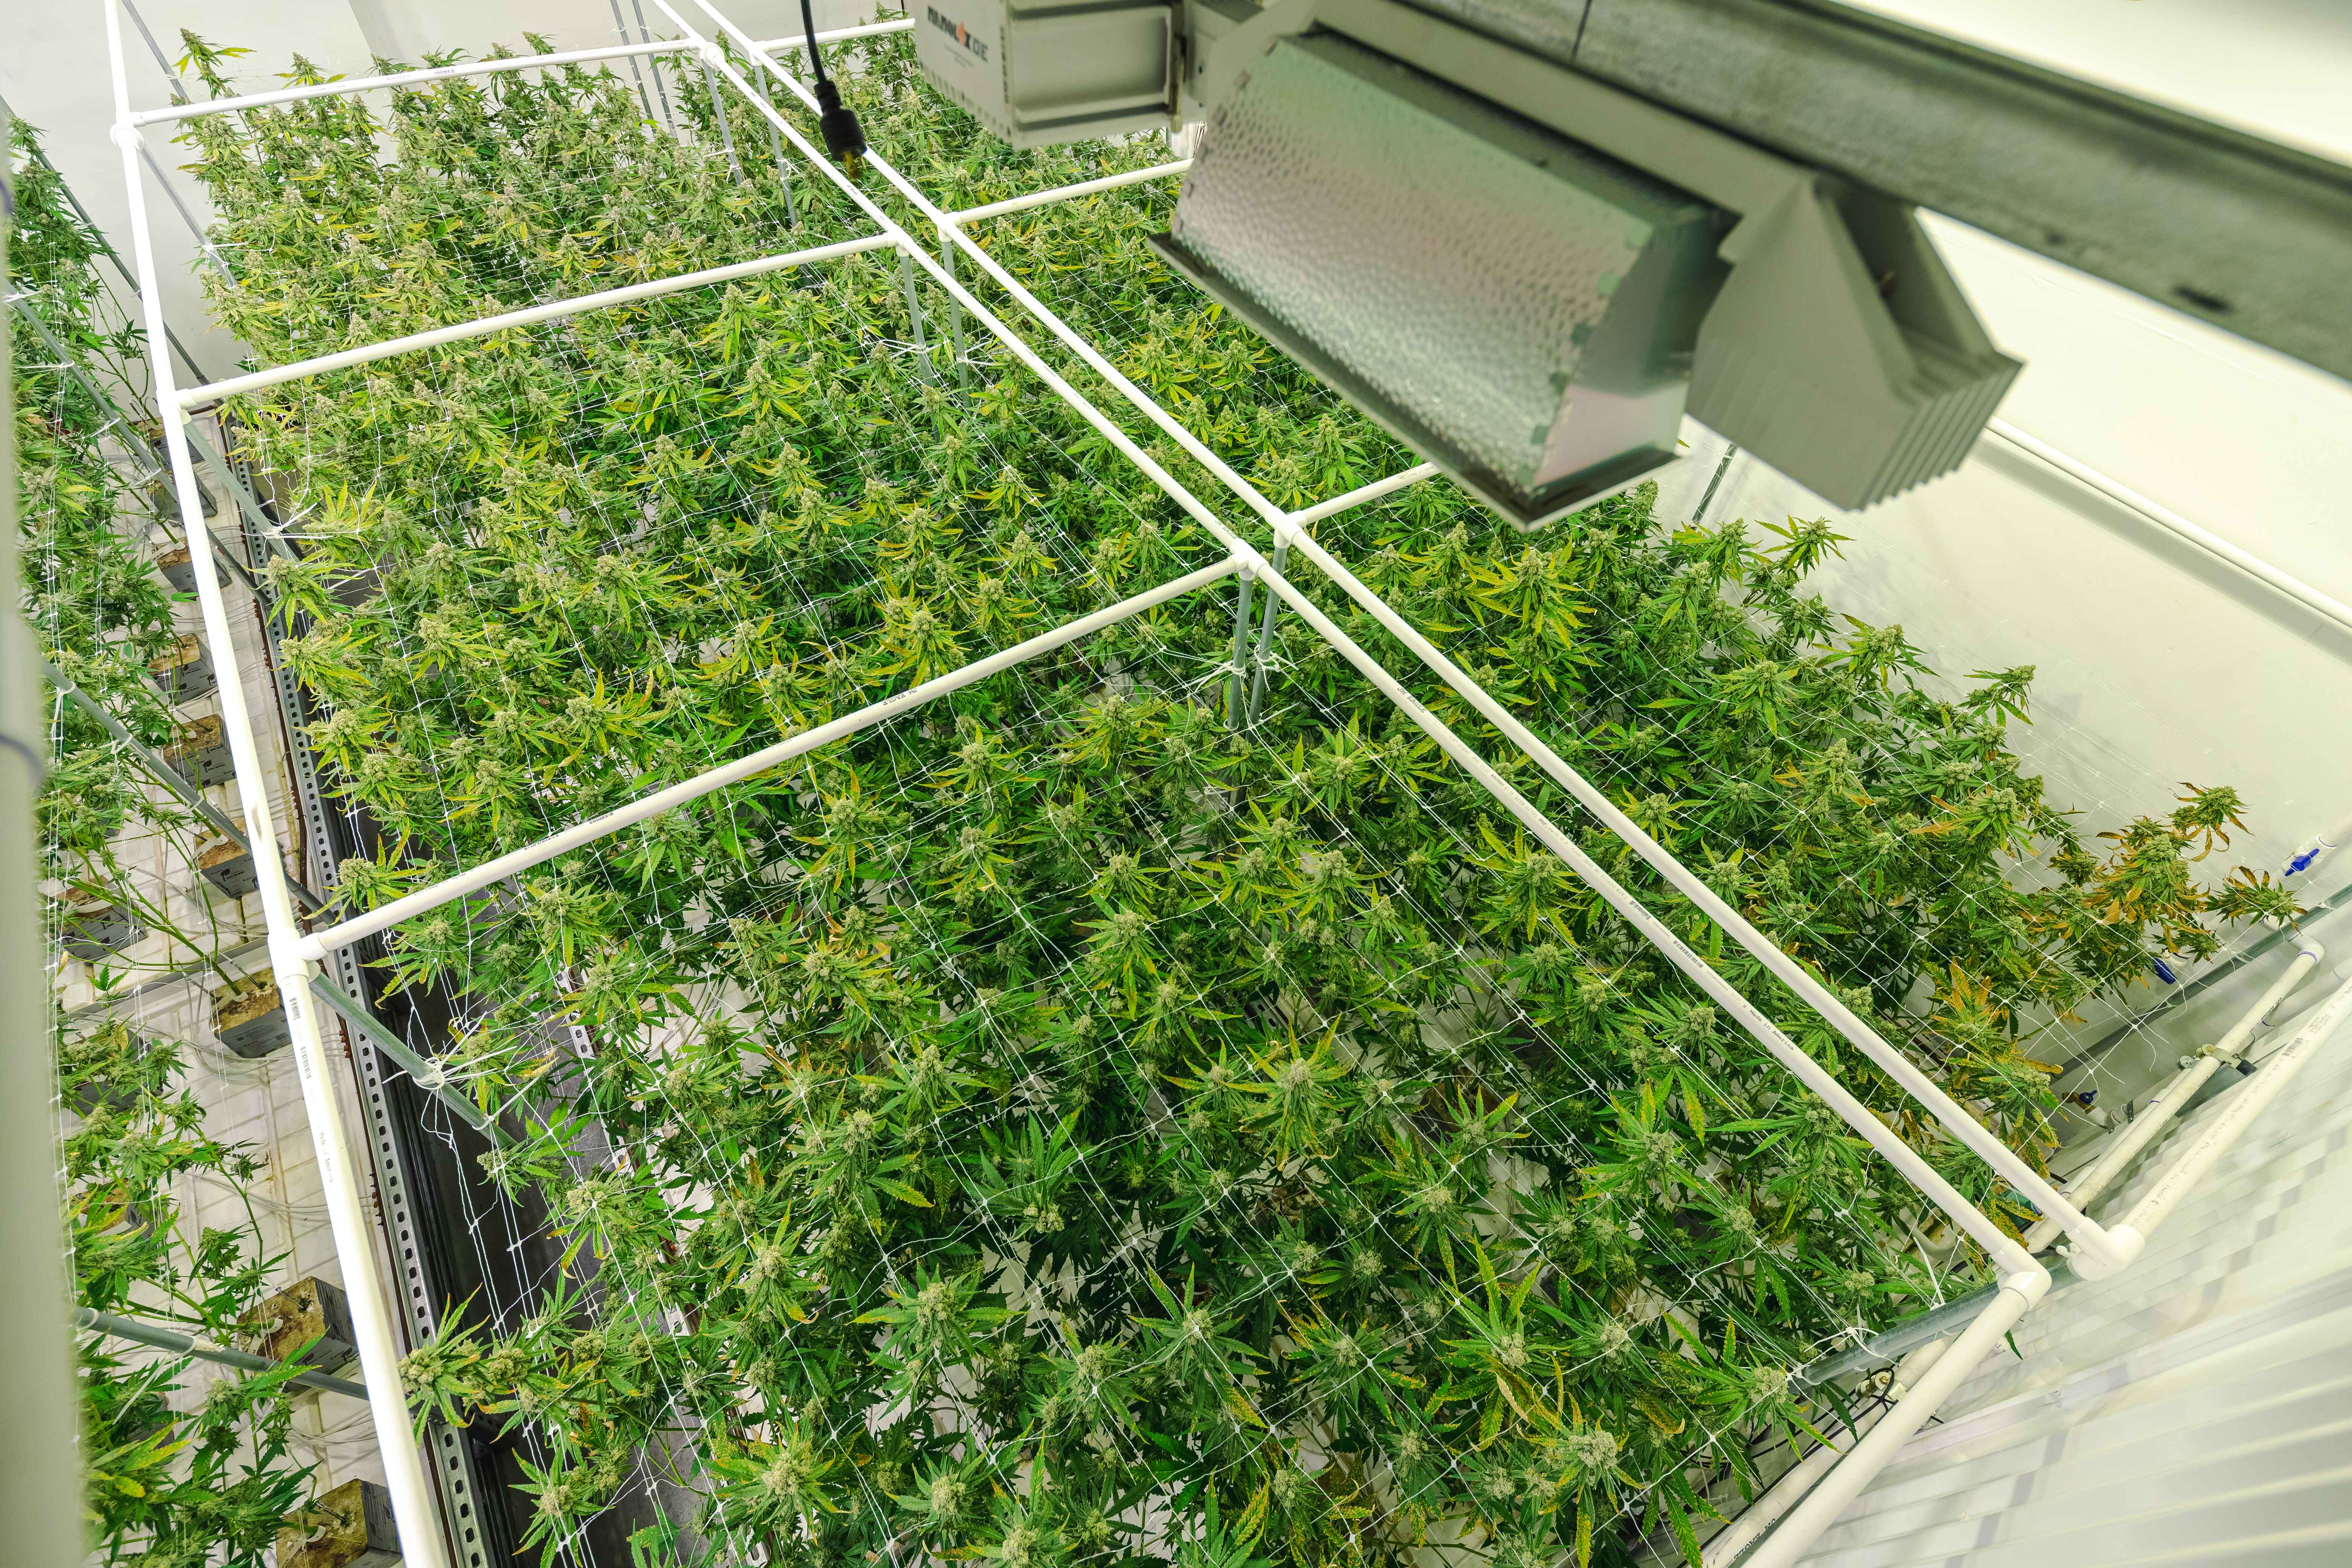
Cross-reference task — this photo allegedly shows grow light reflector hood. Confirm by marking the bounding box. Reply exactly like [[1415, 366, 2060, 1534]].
[[1155, 31, 1729, 529], [1151, 0, 2023, 524]]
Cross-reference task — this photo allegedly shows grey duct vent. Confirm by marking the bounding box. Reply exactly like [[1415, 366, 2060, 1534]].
[[1156, 31, 1728, 528]]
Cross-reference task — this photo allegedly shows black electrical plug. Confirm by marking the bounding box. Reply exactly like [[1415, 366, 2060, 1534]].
[[815, 77, 866, 172], [799, 0, 864, 172]]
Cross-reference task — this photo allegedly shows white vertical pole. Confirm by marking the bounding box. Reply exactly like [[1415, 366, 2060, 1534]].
[[100, 7, 452, 1564]]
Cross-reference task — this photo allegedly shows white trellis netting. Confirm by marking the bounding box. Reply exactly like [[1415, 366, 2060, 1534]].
[[101, 3, 2217, 1562]]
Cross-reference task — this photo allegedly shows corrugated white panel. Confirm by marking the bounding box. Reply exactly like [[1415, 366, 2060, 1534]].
[[1790, 1000, 2352, 1566]]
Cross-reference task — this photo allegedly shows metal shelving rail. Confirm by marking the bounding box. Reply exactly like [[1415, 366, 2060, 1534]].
[[100, 3, 2348, 1563]]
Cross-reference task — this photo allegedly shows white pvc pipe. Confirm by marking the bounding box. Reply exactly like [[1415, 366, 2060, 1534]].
[[2023, 938, 2323, 1252], [948, 161, 1192, 226], [1283, 462, 1441, 532], [1700, 1338, 1953, 1567], [101, 6, 452, 1564], [179, 232, 896, 407], [750, 18, 917, 54], [120, 16, 912, 128], [672, 0, 2049, 1277], [1742, 1274, 2045, 1568], [2121, 969, 2352, 1239], [1984, 419, 2352, 638], [127, 38, 703, 125], [294, 556, 1242, 962]]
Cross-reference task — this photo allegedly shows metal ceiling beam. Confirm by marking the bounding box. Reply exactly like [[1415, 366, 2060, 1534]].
[[1413, 0, 2352, 384]]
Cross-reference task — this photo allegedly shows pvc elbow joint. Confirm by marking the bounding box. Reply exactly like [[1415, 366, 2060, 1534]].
[[2063, 1223, 2145, 1281]]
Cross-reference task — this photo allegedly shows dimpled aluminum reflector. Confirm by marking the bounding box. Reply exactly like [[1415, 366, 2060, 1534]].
[[1162, 30, 1727, 524]]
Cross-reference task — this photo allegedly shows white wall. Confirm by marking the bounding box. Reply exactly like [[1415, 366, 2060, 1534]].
[[1850, 0, 2352, 163]]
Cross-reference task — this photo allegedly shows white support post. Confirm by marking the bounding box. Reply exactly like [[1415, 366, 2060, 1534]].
[[1244, 537, 1286, 726], [1226, 567, 1254, 730], [1237, 466, 1438, 727], [101, 6, 452, 1564], [938, 222, 970, 385], [899, 250, 934, 381]]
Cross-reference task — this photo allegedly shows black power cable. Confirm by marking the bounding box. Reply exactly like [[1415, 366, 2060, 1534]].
[[801, 0, 867, 170]]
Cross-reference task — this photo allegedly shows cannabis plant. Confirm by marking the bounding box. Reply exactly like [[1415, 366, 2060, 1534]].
[[172, 20, 2295, 1568]]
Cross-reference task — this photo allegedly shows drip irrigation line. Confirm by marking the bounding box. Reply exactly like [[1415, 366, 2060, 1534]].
[[75, 1305, 371, 1400], [2052, 892, 2352, 1081], [309, 974, 501, 1138], [60, 937, 269, 1025], [39, 657, 329, 912]]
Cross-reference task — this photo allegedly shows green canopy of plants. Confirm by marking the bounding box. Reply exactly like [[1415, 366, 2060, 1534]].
[[172, 21, 2298, 1568]]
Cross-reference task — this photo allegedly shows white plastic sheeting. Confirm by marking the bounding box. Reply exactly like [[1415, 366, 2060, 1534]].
[[1783, 987, 2352, 1566]]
